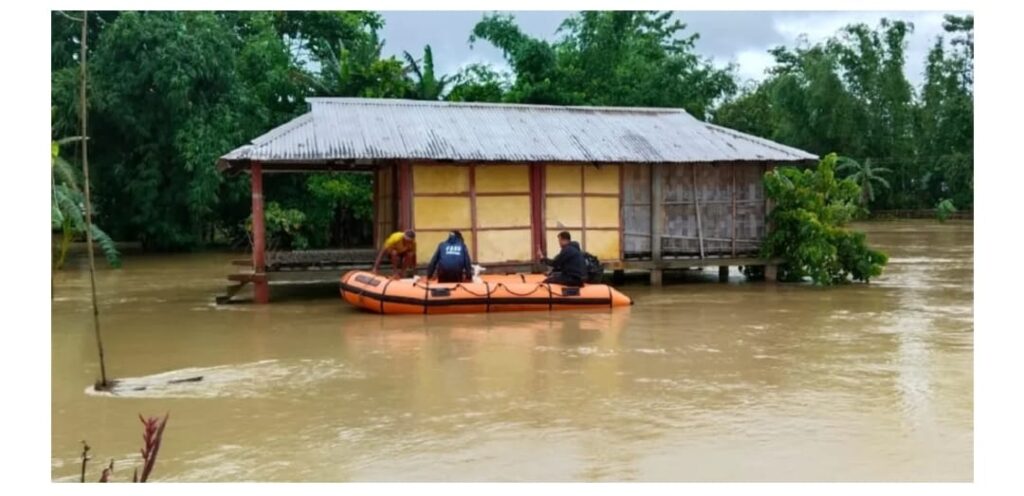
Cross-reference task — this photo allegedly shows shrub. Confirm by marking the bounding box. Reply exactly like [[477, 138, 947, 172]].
[[936, 198, 957, 222], [761, 153, 888, 284]]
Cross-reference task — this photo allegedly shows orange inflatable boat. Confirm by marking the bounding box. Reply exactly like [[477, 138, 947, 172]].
[[340, 270, 632, 314]]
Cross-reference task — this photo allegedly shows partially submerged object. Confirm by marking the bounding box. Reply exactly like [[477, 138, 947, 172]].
[[340, 270, 632, 315]]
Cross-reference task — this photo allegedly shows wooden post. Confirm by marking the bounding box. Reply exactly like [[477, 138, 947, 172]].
[[765, 263, 778, 282], [649, 268, 663, 286], [372, 167, 380, 247], [251, 161, 269, 304], [580, 165, 587, 249], [719, 265, 729, 282], [469, 165, 479, 260], [650, 163, 663, 286], [692, 165, 705, 259], [731, 164, 737, 257]]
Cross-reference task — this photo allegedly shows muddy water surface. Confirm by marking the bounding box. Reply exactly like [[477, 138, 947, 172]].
[[51, 220, 973, 481]]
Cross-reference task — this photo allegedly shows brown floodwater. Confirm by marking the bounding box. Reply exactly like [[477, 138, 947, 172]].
[[50, 220, 973, 482]]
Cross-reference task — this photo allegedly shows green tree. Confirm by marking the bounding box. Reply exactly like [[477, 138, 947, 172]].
[[761, 153, 888, 284], [87, 12, 248, 249], [403, 45, 451, 100], [470, 11, 736, 117], [315, 27, 410, 98], [837, 157, 891, 208], [446, 63, 510, 103], [915, 15, 973, 209], [50, 11, 395, 251], [306, 174, 374, 247], [709, 82, 776, 140], [715, 16, 972, 212]]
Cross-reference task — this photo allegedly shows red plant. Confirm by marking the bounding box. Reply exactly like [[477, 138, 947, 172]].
[[98, 459, 114, 483], [133, 414, 169, 483], [80, 412, 169, 483]]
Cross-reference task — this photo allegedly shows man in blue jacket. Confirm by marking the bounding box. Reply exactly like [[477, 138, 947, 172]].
[[426, 230, 474, 283], [536, 231, 586, 287]]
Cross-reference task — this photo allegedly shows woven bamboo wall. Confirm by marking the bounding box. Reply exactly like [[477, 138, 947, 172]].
[[622, 163, 767, 258]]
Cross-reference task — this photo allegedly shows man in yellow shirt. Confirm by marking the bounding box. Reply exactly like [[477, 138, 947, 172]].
[[373, 230, 416, 278]]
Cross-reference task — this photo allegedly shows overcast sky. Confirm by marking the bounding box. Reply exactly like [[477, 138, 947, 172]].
[[379, 11, 971, 89]]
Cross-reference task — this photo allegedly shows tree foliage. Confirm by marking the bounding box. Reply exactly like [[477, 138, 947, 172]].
[[403, 45, 451, 100], [469, 11, 736, 118], [51, 11, 391, 251], [715, 16, 973, 212], [837, 157, 891, 207], [446, 63, 510, 103], [52, 134, 120, 269], [761, 154, 888, 285]]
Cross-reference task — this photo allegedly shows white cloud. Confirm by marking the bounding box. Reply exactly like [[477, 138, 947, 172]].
[[732, 49, 777, 83]]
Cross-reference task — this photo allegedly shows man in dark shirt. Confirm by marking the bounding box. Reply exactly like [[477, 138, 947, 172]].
[[536, 231, 586, 287], [426, 230, 474, 283]]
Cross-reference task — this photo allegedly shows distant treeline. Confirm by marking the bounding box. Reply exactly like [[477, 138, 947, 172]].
[[51, 11, 973, 251]]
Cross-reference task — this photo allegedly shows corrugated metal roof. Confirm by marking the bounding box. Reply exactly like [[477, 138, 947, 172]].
[[218, 98, 816, 170]]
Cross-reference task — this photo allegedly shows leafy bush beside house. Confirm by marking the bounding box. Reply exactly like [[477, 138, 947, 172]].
[[759, 153, 888, 285]]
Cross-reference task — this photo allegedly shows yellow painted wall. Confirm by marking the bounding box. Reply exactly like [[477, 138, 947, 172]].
[[545, 230, 582, 259], [413, 197, 472, 229], [477, 195, 531, 228], [584, 165, 620, 194], [545, 165, 582, 194], [407, 163, 624, 263], [543, 164, 622, 260], [413, 165, 468, 193], [415, 230, 475, 265], [545, 197, 582, 228], [584, 197, 620, 228], [584, 230, 620, 260], [476, 165, 529, 193], [477, 229, 531, 263]]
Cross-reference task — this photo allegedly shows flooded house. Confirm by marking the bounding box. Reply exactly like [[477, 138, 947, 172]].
[[217, 98, 816, 303]]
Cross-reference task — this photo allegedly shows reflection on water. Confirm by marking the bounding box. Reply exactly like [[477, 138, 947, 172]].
[[51, 220, 972, 481]]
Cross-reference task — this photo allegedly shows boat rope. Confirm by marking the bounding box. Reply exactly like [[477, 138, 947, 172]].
[[423, 279, 429, 315], [379, 278, 393, 314], [496, 282, 547, 297], [408, 279, 554, 298]]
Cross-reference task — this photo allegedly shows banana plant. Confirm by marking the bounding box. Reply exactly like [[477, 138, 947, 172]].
[[52, 136, 120, 269]]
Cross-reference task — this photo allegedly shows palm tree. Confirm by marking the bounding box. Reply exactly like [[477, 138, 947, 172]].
[[403, 45, 451, 100], [837, 157, 892, 207], [52, 135, 120, 270]]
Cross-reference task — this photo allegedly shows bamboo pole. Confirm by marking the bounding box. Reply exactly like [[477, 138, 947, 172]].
[[79, 11, 110, 388]]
